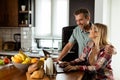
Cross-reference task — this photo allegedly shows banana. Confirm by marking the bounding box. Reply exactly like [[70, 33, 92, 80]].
[[17, 53, 26, 61], [14, 54, 23, 61], [22, 57, 31, 64], [19, 50, 27, 58], [11, 56, 23, 63], [11, 50, 30, 64], [11, 56, 16, 62]]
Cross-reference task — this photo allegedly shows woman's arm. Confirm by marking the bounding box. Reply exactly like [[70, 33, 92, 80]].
[[63, 45, 114, 72], [81, 44, 115, 71], [70, 41, 94, 65], [87, 52, 112, 71], [63, 51, 112, 72]]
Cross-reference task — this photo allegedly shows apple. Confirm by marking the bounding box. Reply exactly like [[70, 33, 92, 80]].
[[3, 57, 10, 64], [0, 59, 4, 65]]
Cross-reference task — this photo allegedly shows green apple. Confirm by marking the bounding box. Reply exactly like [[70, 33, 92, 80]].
[[0, 59, 4, 65]]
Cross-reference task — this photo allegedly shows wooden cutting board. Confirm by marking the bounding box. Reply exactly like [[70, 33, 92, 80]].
[[26, 72, 51, 80]]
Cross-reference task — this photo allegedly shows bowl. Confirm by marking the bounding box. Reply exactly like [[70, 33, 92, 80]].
[[12, 62, 30, 72]]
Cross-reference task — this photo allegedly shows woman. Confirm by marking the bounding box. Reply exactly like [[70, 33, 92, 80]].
[[59, 23, 116, 80]]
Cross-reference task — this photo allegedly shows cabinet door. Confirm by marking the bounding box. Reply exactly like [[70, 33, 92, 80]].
[[6, 0, 18, 27], [0, 0, 6, 26], [0, 0, 18, 27], [0, 0, 33, 27]]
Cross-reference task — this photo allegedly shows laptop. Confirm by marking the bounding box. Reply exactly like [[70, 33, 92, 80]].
[[53, 62, 65, 73]]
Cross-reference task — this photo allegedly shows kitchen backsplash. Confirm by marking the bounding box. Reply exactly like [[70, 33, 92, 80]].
[[0, 28, 21, 42], [0, 27, 34, 51]]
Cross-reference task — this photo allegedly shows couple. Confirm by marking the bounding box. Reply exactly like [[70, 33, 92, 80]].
[[59, 23, 116, 80], [57, 8, 116, 80]]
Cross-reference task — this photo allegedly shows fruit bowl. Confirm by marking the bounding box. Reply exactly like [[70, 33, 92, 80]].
[[12, 62, 30, 72]]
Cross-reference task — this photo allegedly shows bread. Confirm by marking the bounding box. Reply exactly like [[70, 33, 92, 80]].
[[30, 69, 44, 79], [27, 60, 45, 79], [28, 61, 39, 74]]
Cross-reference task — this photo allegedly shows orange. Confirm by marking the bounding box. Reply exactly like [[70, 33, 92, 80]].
[[40, 57, 45, 62], [31, 58, 38, 64]]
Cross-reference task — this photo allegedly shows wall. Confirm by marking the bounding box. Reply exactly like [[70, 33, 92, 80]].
[[95, 0, 120, 79], [0, 28, 20, 42], [95, 0, 111, 38], [69, 0, 95, 25], [0, 28, 20, 50], [110, 0, 120, 79], [0, 27, 34, 51]]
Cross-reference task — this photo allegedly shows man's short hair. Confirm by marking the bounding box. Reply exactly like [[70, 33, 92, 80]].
[[73, 8, 90, 18]]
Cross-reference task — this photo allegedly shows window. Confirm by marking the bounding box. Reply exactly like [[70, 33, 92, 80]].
[[35, 0, 69, 49]]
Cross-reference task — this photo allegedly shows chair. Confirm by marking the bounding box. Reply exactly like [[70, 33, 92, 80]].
[[61, 25, 78, 61]]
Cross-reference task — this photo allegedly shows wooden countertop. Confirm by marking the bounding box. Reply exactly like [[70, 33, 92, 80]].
[[0, 63, 84, 80], [0, 63, 26, 80]]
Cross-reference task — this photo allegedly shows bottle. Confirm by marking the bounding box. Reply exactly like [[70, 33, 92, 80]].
[[44, 56, 54, 76]]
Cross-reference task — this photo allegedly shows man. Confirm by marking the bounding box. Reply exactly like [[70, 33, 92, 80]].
[[57, 8, 92, 61]]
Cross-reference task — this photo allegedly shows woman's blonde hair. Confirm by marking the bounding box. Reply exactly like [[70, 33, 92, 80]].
[[93, 23, 108, 49], [89, 23, 109, 65]]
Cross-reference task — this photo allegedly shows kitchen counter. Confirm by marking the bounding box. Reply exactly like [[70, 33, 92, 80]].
[[0, 51, 41, 57], [0, 50, 59, 58]]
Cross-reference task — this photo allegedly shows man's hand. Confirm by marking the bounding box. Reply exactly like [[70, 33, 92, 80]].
[[63, 65, 79, 72], [59, 61, 70, 68], [105, 45, 117, 54], [53, 58, 60, 62]]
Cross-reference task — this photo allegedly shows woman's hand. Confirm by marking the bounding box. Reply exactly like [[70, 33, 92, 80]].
[[63, 65, 80, 72], [59, 61, 70, 68]]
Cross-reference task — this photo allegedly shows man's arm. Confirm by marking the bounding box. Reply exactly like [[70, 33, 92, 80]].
[[57, 42, 74, 61]]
